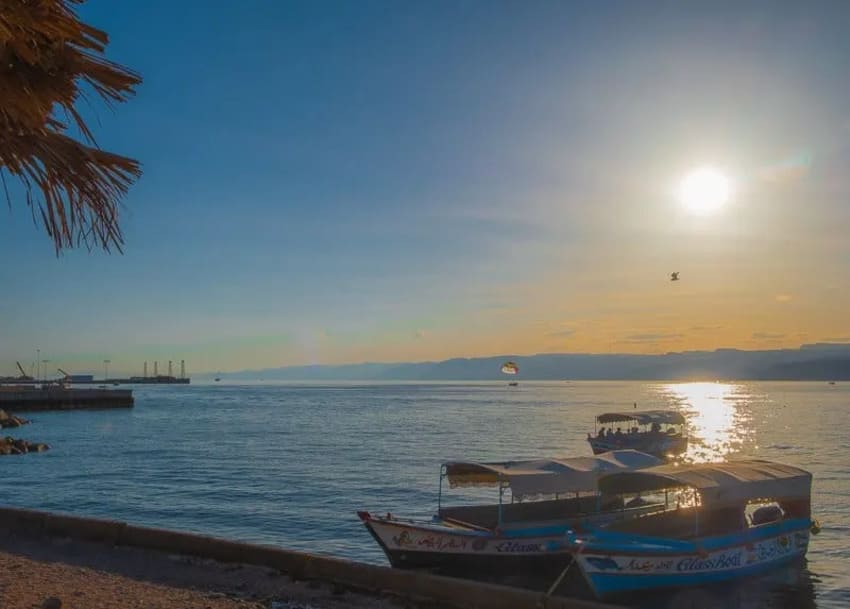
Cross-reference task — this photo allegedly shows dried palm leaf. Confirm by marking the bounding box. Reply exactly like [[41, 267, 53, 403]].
[[0, 0, 141, 252]]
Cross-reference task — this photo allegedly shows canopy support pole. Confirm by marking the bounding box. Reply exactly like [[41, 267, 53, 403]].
[[498, 476, 504, 527], [438, 467, 444, 513], [694, 501, 700, 537]]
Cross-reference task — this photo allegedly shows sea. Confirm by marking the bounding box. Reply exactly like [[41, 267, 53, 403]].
[[0, 381, 846, 609]]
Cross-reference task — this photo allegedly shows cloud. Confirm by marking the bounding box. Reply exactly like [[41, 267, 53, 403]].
[[752, 332, 786, 340], [688, 325, 723, 332], [547, 328, 575, 338], [414, 329, 428, 339], [623, 332, 684, 343], [775, 294, 793, 303]]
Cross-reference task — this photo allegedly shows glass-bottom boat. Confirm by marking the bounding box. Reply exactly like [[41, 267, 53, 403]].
[[358, 450, 663, 579], [569, 459, 817, 599]]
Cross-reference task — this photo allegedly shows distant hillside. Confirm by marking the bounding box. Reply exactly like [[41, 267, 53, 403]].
[[759, 357, 850, 380], [206, 343, 850, 381]]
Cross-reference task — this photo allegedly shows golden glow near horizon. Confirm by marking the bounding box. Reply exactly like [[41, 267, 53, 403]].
[[678, 167, 731, 215]]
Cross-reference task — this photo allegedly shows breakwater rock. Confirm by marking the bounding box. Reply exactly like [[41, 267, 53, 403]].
[[0, 437, 48, 455], [0, 409, 29, 428]]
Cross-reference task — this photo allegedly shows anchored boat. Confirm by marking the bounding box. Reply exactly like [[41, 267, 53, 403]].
[[569, 459, 817, 599], [358, 450, 662, 578], [588, 410, 687, 458]]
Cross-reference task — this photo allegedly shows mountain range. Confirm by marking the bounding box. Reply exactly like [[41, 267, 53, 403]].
[[207, 343, 850, 381]]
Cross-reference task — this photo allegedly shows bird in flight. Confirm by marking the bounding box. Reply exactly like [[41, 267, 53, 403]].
[[670, 272, 680, 281]]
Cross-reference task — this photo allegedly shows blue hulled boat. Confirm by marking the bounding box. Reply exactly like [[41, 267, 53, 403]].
[[569, 459, 817, 599]]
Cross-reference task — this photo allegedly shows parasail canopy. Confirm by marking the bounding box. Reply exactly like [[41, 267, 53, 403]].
[[501, 361, 519, 375]]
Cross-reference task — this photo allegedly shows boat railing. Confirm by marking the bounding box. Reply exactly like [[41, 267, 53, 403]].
[[440, 516, 492, 532]]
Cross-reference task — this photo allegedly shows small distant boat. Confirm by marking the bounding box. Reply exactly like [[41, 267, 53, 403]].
[[358, 451, 663, 579], [829, 381, 836, 385], [508, 381, 518, 387], [214, 377, 221, 382], [570, 459, 817, 599], [588, 410, 687, 458]]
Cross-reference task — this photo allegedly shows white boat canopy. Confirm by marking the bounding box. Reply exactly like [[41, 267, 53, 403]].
[[444, 450, 663, 499], [596, 410, 686, 426], [597, 459, 812, 507]]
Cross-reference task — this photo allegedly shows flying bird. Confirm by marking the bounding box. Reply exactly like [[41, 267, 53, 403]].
[[670, 272, 680, 282]]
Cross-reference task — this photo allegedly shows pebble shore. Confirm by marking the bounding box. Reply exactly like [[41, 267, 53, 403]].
[[0, 534, 404, 609]]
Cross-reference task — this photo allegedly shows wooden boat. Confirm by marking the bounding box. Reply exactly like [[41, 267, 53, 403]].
[[588, 410, 687, 458], [569, 460, 817, 599], [358, 450, 662, 578]]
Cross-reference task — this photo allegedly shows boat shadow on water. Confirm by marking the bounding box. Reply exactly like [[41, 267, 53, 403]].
[[631, 560, 819, 609], [411, 558, 820, 609]]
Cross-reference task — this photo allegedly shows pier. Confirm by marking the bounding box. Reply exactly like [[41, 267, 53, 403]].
[[0, 387, 133, 412], [0, 376, 189, 386], [2, 359, 191, 386]]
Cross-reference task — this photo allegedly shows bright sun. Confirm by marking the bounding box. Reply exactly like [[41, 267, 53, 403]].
[[678, 167, 731, 215]]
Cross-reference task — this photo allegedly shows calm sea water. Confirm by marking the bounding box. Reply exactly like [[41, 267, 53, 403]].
[[0, 381, 846, 608]]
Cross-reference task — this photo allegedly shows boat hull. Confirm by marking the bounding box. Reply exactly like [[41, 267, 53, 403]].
[[574, 520, 811, 598], [359, 513, 574, 577], [588, 435, 687, 458], [358, 503, 663, 579]]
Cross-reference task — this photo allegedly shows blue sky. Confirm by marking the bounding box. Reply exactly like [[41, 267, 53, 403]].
[[2, 1, 850, 376]]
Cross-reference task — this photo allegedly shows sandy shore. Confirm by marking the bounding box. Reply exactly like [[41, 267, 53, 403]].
[[0, 533, 404, 609]]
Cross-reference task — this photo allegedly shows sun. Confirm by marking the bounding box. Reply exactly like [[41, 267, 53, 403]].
[[678, 167, 731, 215]]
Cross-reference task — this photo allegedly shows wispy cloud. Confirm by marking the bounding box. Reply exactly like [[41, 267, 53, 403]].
[[775, 294, 793, 303], [752, 332, 785, 340], [624, 332, 684, 343], [547, 328, 575, 338]]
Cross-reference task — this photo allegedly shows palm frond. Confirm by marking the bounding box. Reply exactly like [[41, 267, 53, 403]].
[[0, 0, 141, 252]]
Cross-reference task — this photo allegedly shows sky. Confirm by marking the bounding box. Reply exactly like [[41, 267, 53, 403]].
[[2, 0, 850, 376]]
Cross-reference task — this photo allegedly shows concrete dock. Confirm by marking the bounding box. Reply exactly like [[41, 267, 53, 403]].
[[0, 386, 133, 411]]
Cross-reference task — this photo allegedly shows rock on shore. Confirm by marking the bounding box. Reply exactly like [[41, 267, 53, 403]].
[[0, 409, 29, 428], [0, 436, 49, 455]]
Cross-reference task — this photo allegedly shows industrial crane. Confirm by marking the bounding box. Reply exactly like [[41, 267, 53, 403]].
[[15, 361, 33, 380]]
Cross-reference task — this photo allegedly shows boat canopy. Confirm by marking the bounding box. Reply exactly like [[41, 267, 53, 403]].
[[596, 409, 686, 426], [597, 459, 812, 507], [444, 450, 662, 499]]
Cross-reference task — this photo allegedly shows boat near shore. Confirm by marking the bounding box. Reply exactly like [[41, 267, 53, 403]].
[[588, 410, 687, 458], [569, 459, 817, 599], [358, 450, 662, 579]]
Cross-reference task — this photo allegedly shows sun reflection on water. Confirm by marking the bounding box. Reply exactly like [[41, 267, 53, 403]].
[[658, 382, 754, 463]]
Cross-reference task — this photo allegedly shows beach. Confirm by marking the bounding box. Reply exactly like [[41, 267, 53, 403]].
[[0, 533, 401, 609]]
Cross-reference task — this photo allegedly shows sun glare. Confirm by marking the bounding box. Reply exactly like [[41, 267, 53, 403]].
[[678, 167, 731, 215]]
